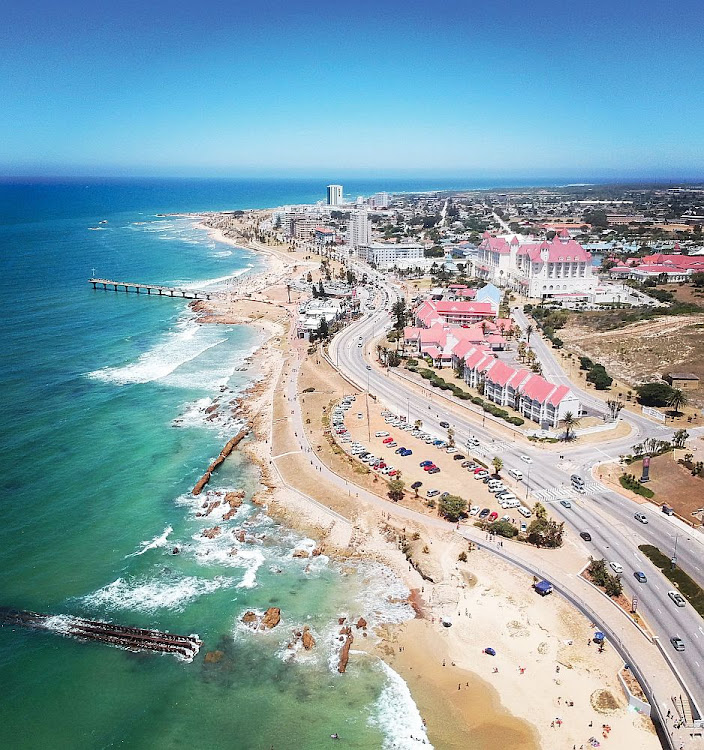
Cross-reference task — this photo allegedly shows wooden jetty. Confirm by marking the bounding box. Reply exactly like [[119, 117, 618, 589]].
[[89, 277, 218, 300], [0, 607, 202, 661]]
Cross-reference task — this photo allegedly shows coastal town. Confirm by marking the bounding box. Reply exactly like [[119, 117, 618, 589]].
[[164, 182, 704, 750]]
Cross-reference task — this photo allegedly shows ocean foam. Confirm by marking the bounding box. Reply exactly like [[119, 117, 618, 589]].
[[82, 574, 230, 613], [126, 525, 173, 557], [353, 563, 415, 628], [88, 317, 227, 386], [233, 548, 265, 589], [371, 660, 433, 749]]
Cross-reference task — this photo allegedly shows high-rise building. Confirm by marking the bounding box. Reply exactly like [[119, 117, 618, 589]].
[[326, 184, 343, 206], [370, 192, 390, 208], [347, 210, 371, 248]]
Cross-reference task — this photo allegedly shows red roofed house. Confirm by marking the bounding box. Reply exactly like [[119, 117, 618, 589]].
[[460, 352, 581, 428], [415, 299, 495, 327]]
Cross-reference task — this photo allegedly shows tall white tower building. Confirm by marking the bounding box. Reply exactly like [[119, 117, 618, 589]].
[[347, 210, 371, 248], [326, 184, 343, 206]]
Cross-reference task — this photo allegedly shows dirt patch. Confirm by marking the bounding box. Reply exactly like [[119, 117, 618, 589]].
[[644, 453, 704, 524], [560, 312, 704, 409], [590, 688, 622, 713]]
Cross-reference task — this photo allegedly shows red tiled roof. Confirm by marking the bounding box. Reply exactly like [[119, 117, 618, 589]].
[[485, 360, 515, 386], [548, 385, 571, 407], [520, 375, 556, 403]]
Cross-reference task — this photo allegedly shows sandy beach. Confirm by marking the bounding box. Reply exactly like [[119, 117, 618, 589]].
[[185, 211, 661, 749]]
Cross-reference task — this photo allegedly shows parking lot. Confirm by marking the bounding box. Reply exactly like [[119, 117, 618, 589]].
[[330, 396, 537, 525]]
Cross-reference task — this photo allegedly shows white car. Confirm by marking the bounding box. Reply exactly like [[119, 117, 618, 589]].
[[668, 590, 686, 607], [426, 489, 440, 498], [634, 512, 648, 524], [375, 431, 389, 438], [446, 446, 457, 454], [519, 455, 533, 464], [517, 506, 532, 518], [609, 562, 623, 574], [469, 505, 480, 516]]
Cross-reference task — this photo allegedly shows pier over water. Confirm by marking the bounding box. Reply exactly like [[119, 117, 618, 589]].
[[89, 278, 217, 300]]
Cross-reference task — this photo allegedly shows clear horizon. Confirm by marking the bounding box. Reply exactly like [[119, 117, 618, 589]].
[[2, 0, 703, 177]]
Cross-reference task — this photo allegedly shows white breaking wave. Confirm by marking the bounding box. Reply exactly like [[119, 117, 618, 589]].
[[233, 548, 265, 589], [82, 574, 230, 613], [354, 563, 415, 628], [126, 525, 173, 557], [87, 318, 227, 385], [371, 660, 433, 749], [179, 267, 253, 290]]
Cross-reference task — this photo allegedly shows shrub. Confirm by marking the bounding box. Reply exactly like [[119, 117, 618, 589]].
[[619, 473, 654, 498], [406, 358, 418, 367], [490, 520, 518, 538], [636, 382, 674, 407], [579, 356, 594, 371]]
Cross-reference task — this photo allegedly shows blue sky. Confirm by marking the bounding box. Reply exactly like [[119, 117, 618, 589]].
[[2, 0, 703, 177]]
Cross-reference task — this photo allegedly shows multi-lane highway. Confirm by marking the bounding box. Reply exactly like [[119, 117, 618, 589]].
[[330, 270, 704, 715]]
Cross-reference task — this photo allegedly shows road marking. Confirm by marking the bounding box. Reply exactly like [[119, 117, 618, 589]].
[[657, 608, 662, 614]]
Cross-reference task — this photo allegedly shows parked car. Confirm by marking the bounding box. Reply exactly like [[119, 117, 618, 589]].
[[440, 492, 450, 499], [446, 446, 457, 454], [427, 489, 440, 498], [453, 454, 465, 461], [461, 461, 472, 468], [420, 460, 433, 467], [520, 522, 527, 533], [469, 505, 480, 516], [375, 431, 389, 438], [668, 590, 686, 607], [478, 508, 491, 519], [634, 571, 647, 583], [439, 421, 450, 428], [474, 470, 489, 479], [395, 447, 405, 454], [670, 636, 685, 652], [488, 511, 498, 522], [579, 531, 592, 542], [401, 449, 413, 456], [609, 562, 623, 574], [517, 506, 532, 518], [383, 437, 393, 444], [519, 455, 533, 464], [423, 464, 435, 472], [387, 442, 397, 448], [634, 512, 648, 524], [428, 467, 440, 474]]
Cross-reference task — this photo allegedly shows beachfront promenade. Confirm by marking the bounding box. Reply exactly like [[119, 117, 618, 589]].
[[89, 278, 217, 300]]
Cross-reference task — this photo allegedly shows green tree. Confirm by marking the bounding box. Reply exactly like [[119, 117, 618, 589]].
[[673, 429, 689, 448], [525, 324, 534, 344], [490, 520, 518, 538], [491, 456, 503, 476], [306, 271, 313, 283], [317, 317, 329, 340], [526, 517, 564, 548], [691, 272, 704, 288], [604, 574, 623, 598], [636, 382, 675, 407], [587, 366, 613, 390], [387, 350, 401, 367], [387, 479, 405, 502], [391, 299, 407, 330], [454, 356, 465, 379], [561, 411, 581, 441], [668, 388, 688, 416], [438, 494, 467, 522], [533, 502, 547, 520]]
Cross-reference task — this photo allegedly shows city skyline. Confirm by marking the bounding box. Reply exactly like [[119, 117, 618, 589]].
[[2, 0, 703, 177]]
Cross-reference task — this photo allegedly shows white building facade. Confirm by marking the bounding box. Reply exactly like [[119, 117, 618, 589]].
[[348, 210, 372, 248], [356, 241, 424, 269], [326, 184, 343, 206], [474, 231, 597, 298]]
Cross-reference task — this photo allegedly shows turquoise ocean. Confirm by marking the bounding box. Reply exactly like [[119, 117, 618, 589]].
[[0, 177, 575, 749]]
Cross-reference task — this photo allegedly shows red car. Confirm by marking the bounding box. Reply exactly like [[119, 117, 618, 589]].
[[377, 462, 387, 469], [488, 511, 498, 522], [383, 437, 393, 444], [423, 464, 436, 472], [388, 469, 398, 476]]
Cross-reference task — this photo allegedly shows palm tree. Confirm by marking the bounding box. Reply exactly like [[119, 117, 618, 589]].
[[526, 324, 534, 344], [447, 427, 455, 447], [562, 411, 581, 441], [491, 456, 503, 476], [414, 419, 423, 430], [668, 388, 688, 417]]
